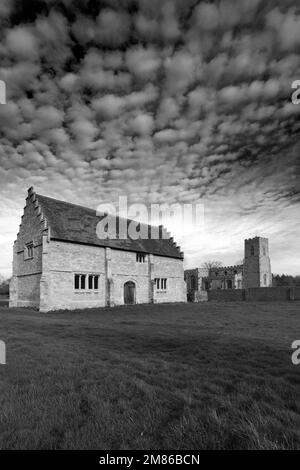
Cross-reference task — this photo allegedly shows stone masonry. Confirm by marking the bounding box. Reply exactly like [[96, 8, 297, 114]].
[[185, 236, 272, 302], [10, 188, 187, 312]]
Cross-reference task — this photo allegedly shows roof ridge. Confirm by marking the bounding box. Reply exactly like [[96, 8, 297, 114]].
[[36, 193, 97, 214]]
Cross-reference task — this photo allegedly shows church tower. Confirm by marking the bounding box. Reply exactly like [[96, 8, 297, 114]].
[[243, 237, 272, 288]]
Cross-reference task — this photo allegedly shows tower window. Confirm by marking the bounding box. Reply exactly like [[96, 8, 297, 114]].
[[263, 274, 267, 286], [263, 246, 266, 256], [251, 246, 254, 256]]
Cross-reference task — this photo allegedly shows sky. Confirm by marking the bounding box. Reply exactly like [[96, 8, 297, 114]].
[[0, 0, 300, 278]]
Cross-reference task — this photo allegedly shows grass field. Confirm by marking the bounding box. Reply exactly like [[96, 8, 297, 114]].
[[0, 302, 299, 450]]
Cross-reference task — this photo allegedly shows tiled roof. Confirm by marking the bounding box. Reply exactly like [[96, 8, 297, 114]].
[[35, 193, 184, 259]]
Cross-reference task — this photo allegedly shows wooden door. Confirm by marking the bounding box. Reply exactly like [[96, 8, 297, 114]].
[[124, 281, 135, 305]]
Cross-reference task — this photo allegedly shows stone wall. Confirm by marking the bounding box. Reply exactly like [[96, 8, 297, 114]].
[[291, 287, 300, 300], [9, 192, 44, 308], [194, 290, 208, 302], [152, 255, 186, 304], [208, 289, 245, 302], [40, 239, 106, 311], [109, 249, 150, 305], [246, 286, 291, 301], [207, 286, 299, 302], [40, 240, 186, 311]]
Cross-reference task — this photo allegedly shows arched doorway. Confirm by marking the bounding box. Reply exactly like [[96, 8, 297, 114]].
[[124, 281, 136, 305]]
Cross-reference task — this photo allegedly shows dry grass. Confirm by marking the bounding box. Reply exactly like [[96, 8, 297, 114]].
[[0, 301, 299, 449]]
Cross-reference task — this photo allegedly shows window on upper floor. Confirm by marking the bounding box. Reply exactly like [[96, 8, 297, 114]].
[[26, 242, 34, 259], [190, 275, 196, 290], [263, 246, 266, 256], [251, 246, 254, 256], [136, 253, 146, 263]]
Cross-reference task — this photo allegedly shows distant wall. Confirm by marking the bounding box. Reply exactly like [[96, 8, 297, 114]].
[[207, 286, 299, 302], [0, 285, 9, 296], [246, 287, 290, 301], [290, 287, 300, 301], [208, 289, 245, 302]]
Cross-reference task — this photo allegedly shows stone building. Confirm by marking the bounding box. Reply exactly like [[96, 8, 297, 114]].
[[185, 237, 272, 301], [243, 237, 272, 288], [10, 187, 186, 312]]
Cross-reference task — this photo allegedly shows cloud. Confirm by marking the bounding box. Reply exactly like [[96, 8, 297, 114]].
[[0, 0, 299, 276], [164, 50, 196, 95], [126, 46, 161, 81], [127, 114, 154, 136], [194, 2, 220, 31], [95, 9, 131, 47], [6, 26, 39, 60], [267, 7, 300, 51], [93, 94, 125, 120], [154, 128, 178, 143]]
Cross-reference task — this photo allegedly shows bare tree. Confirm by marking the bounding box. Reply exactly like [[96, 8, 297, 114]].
[[201, 261, 223, 271]]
